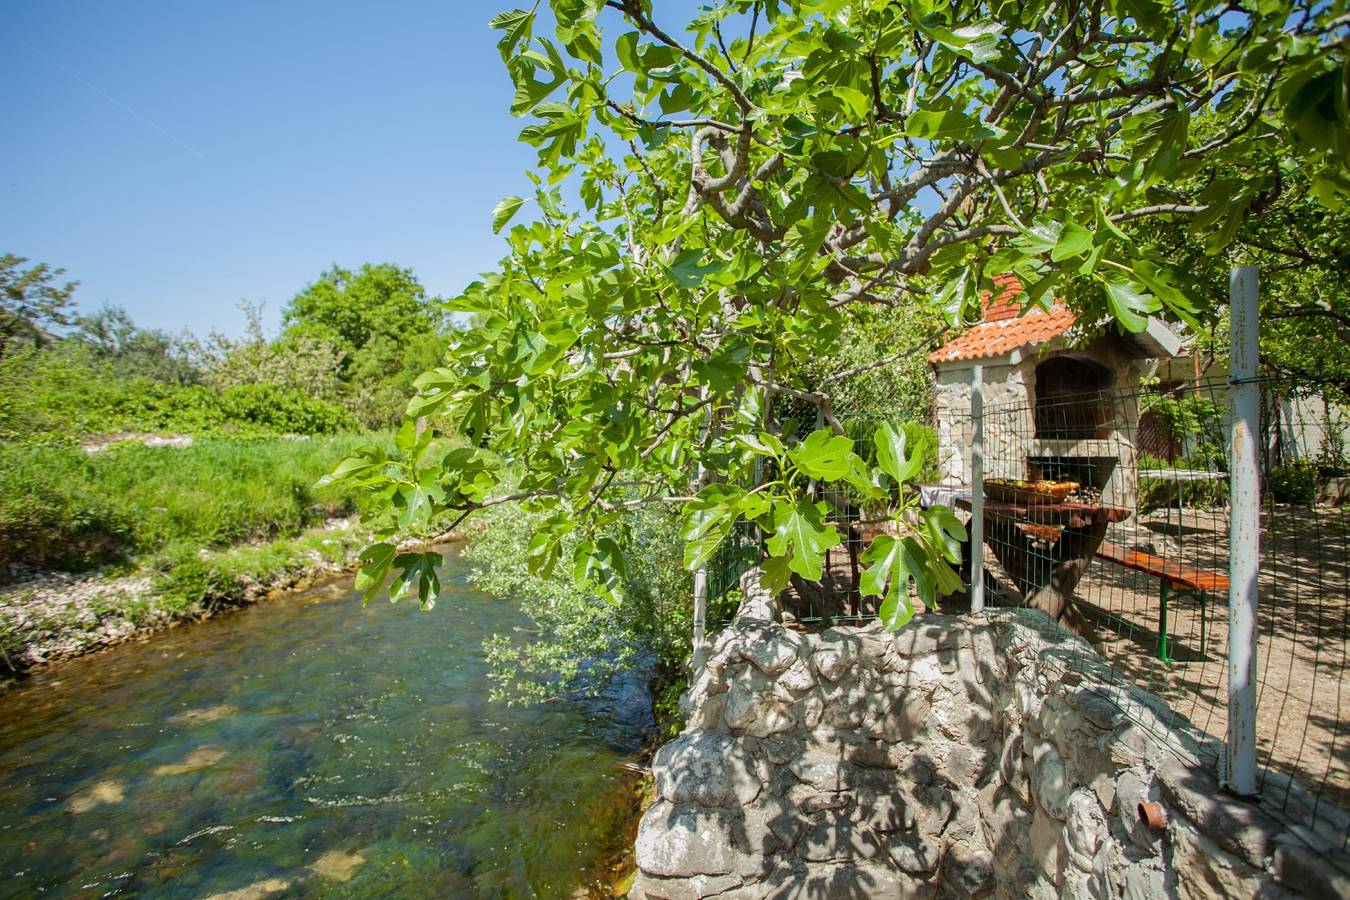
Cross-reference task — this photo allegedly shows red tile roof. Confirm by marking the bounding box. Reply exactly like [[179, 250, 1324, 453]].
[[928, 274, 1076, 364]]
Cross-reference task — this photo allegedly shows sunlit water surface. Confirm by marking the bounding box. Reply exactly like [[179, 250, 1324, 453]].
[[0, 548, 651, 898]]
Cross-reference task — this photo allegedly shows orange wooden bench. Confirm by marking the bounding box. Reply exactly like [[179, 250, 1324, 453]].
[[1095, 541, 1229, 662]]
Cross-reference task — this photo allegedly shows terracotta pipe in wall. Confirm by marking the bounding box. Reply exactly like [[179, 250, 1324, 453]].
[[1138, 801, 1167, 830]]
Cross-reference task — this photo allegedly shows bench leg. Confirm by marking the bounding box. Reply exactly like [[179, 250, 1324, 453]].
[[1158, 580, 1171, 663], [1199, 590, 1207, 656]]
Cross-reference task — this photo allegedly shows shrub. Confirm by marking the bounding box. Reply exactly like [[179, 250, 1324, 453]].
[[0, 343, 357, 442], [1146, 393, 1227, 471], [0, 435, 380, 574], [468, 503, 730, 716], [1268, 461, 1317, 506]]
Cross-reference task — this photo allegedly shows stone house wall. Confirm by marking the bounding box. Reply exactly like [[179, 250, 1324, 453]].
[[629, 572, 1350, 899], [932, 340, 1144, 509]]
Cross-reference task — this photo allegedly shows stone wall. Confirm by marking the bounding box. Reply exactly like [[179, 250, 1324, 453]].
[[931, 339, 1144, 510], [630, 573, 1350, 899]]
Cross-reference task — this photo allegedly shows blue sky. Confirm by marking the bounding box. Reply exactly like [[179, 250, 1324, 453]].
[[1, 2, 572, 337]]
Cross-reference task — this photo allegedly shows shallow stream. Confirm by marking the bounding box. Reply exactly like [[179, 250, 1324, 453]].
[[0, 547, 650, 897]]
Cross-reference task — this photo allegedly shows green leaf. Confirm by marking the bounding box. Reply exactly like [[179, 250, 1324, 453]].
[[919, 19, 1003, 64], [761, 555, 792, 593], [859, 533, 936, 630], [833, 86, 870, 119], [1101, 278, 1157, 333], [738, 491, 772, 522], [1014, 218, 1062, 256], [765, 498, 839, 582], [317, 448, 387, 487], [573, 537, 626, 604], [490, 8, 534, 61], [904, 109, 1004, 142], [1139, 107, 1189, 183], [681, 484, 744, 571], [735, 431, 785, 459], [492, 195, 526, 233], [935, 265, 977, 325], [790, 428, 854, 481], [921, 504, 967, 564], [874, 421, 924, 484], [354, 542, 397, 605], [842, 454, 885, 501], [1133, 260, 1198, 328], [390, 551, 443, 609], [527, 516, 569, 578], [666, 249, 723, 287], [1051, 222, 1093, 261], [615, 31, 640, 73], [397, 483, 438, 529]]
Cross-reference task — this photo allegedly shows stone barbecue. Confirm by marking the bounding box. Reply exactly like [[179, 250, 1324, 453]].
[[928, 275, 1182, 509]]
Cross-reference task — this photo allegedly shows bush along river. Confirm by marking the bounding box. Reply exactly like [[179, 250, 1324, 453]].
[[0, 546, 653, 898]]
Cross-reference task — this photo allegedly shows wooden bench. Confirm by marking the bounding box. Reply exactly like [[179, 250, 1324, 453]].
[[1095, 541, 1229, 662]]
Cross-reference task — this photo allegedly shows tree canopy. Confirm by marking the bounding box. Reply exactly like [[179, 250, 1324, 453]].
[[1, 254, 78, 354], [331, 0, 1350, 628], [281, 263, 446, 363], [281, 263, 450, 426]]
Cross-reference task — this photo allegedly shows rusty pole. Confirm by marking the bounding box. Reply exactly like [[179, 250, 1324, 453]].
[[1227, 265, 1260, 797]]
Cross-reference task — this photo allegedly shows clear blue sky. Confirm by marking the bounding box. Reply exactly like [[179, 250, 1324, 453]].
[[1, 1, 589, 337]]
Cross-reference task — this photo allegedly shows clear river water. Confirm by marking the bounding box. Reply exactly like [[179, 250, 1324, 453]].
[[0, 547, 651, 898]]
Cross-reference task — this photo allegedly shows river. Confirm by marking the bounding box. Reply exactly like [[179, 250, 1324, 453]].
[[0, 547, 651, 898]]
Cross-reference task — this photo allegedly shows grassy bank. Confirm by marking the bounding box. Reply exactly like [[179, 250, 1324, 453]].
[[0, 520, 374, 674], [0, 434, 404, 675], [0, 435, 385, 573]]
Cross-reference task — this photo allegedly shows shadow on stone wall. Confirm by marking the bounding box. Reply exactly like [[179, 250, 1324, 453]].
[[629, 570, 1350, 899]]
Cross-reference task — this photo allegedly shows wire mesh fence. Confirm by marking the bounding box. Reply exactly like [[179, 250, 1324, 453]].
[[964, 374, 1349, 845], [706, 372, 1350, 845]]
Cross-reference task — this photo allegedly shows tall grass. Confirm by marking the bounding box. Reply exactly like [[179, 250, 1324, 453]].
[[0, 435, 385, 573]]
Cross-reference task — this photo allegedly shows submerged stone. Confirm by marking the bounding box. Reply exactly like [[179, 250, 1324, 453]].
[[67, 779, 125, 814], [309, 849, 366, 882], [153, 745, 228, 776]]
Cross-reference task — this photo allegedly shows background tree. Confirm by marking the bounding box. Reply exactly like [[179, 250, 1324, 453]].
[[282, 263, 450, 426], [198, 300, 346, 402], [331, 0, 1350, 629], [1136, 178, 1350, 397], [0, 254, 77, 354], [72, 304, 202, 386]]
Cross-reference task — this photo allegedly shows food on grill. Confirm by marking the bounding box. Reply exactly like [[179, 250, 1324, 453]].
[[984, 478, 1080, 504], [1071, 485, 1103, 505]]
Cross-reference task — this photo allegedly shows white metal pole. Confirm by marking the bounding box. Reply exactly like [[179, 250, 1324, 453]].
[[1227, 265, 1260, 797], [691, 386, 715, 675], [971, 364, 986, 615], [691, 455, 710, 674], [691, 562, 708, 672]]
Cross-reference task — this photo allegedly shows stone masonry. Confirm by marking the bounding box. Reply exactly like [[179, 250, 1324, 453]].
[[630, 571, 1350, 899]]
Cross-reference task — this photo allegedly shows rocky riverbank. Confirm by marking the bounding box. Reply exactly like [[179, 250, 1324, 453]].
[[0, 520, 476, 678], [0, 520, 369, 676]]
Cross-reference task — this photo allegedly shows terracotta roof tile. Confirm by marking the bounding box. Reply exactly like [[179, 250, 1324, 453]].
[[928, 275, 1076, 364]]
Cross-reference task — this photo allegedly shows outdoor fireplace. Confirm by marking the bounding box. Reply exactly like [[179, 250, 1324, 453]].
[[1034, 356, 1115, 440], [928, 275, 1182, 511]]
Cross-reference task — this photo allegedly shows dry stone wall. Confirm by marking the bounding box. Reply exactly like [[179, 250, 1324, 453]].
[[630, 572, 1350, 899]]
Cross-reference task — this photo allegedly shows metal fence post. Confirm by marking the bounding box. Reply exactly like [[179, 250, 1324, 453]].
[[1227, 265, 1260, 797], [692, 564, 708, 672], [971, 364, 986, 615]]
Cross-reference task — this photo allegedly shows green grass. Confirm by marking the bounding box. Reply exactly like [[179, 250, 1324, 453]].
[[0, 435, 387, 572], [151, 524, 371, 609], [0, 522, 373, 674]]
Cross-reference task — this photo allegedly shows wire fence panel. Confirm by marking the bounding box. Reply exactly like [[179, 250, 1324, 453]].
[[974, 376, 1349, 846], [703, 370, 1350, 845]]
